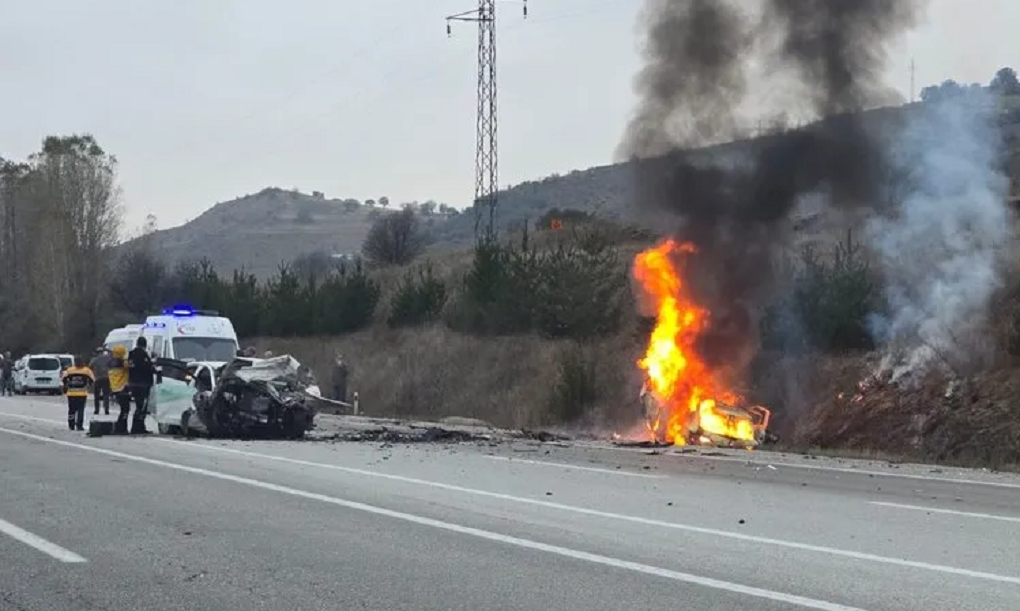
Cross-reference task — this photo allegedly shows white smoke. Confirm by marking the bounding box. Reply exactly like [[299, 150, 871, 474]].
[[867, 91, 1012, 382]]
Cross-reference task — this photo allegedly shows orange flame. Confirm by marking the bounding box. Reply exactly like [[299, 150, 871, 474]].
[[634, 240, 756, 446]]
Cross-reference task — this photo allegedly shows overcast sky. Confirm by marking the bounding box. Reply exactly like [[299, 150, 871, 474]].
[[1, 0, 1016, 232]]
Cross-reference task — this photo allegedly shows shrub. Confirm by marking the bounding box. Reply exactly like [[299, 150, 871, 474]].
[[314, 259, 380, 334], [531, 225, 624, 338], [445, 235, 538, 335], [261, 264, 310, 336], [447, 224, 626, 339], [362, 207, 424, 266], [388, 262, 448, 327], [760, 229, 877, 353], [547, 342, 600, 423], [164, 257, 379, 338]]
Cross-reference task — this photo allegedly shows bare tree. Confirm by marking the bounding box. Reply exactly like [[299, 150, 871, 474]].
[[27, 135, 122, 346], [361, 207, 424, 266], [108, 247, 168, 318]]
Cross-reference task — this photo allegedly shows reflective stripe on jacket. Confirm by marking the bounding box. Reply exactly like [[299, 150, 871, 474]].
[[62, 366, 94, 398]]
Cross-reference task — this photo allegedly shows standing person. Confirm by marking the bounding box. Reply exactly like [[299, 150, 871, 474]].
[[62, 356, 94, 431], [127, 337, 155, 435], [108, 345, 132, 434], [331, 352, 349, 403], [0, 352, 13, 397], [89, 347, 111, 415]]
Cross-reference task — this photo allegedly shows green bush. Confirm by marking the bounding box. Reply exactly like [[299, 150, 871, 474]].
[[313, 259, 380, 334], [388, 262, 448, 327], [445, 234, 539, 335], [547, 342, 600, 423], [447, 224, 625, 339], [165, 257, 379, 338], [760, 229, 877, 353]]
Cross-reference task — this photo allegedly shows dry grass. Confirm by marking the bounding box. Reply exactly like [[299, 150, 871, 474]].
[[252, 325, 648, 430]]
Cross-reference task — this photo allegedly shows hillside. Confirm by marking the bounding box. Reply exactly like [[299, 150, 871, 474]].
[[138, 188, 386, 278], [437, 100, 1020, 243]]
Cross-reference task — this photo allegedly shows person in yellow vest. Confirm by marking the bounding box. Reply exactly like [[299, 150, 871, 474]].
[[61, 356, 94, 431], [107, 345, 133, 434]]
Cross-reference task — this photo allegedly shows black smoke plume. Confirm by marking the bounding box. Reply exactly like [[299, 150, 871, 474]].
[[622, 0, 925, 371]]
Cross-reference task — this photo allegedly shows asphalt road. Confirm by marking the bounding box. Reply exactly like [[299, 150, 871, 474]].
[[1, 396, 1018, 611]]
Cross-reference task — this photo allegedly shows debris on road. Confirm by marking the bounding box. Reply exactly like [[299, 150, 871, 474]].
[[318, 425, 491, 444], [304, 413, 572, 448]]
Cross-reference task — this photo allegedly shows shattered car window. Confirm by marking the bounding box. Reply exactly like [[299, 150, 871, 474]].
[[172, 337, 237, 363]]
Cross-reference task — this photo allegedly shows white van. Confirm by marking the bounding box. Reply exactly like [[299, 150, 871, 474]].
[[16, 354, 64, 394]]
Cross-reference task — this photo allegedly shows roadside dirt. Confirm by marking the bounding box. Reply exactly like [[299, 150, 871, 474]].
[[797, 366, 1020, 470]]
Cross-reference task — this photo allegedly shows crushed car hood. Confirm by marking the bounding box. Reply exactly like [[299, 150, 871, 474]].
[[157, 355, 326, 439]]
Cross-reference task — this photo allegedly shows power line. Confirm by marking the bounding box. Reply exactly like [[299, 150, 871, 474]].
[[446, 0, 528, 241]]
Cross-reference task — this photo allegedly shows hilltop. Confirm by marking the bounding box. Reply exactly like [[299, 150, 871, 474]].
[[136, 188, 396, 278]]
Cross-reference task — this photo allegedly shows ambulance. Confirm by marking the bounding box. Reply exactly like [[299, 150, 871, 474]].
[[103, 306, 241, 435], [137, 306, 239, 363], [103, 324, 144, 354]]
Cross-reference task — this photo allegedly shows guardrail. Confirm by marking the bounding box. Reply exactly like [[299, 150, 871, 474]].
[[314, 391, 360, 416]]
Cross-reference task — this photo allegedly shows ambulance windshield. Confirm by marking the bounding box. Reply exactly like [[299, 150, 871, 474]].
[[172, 337, 238, 363]]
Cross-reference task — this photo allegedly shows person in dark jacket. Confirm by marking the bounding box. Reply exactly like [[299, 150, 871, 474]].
[[0, 352, 13, 396], [127, 337, 156, 434], [89, 347, 111, 415], [331, 352, 349, 403]]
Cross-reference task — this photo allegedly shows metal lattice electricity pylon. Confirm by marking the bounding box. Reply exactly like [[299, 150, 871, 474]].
[[447, 0, 527, 241]]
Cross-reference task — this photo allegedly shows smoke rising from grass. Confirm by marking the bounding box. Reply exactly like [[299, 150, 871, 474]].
[[868, 92, 1011, 380]]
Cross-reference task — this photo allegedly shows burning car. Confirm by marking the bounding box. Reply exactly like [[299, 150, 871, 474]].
[[155, 355, 324, 439], [641, 378, 771, 448], [633, 239, 774, 449]]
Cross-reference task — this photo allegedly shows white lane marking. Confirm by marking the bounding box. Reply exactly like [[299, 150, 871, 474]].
[[0, 426, 866, 611], [6, 412, 1020, 585], [482, 454, 664, 478], [5, 409, 1020, 492], [135, 438, 1020, 585], [871, 502, 1020, 524], [0, 517, 87, 563]]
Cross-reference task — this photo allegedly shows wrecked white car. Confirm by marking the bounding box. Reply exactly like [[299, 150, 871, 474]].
[[154, 355, 322, 439]]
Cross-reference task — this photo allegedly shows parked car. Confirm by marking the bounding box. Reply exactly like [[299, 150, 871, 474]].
[[16, 354, 64, 395], [12, 357, 26, 394]]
